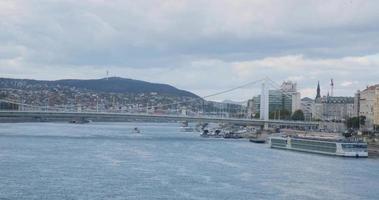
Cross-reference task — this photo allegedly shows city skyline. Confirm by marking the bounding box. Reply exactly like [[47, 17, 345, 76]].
[[0, 75, 369, 102], [1, 0, 379, 100], [1, 1, 379, 199]]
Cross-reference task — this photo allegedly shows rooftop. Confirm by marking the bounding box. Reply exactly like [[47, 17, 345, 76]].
[[362, 84, 379, 92]]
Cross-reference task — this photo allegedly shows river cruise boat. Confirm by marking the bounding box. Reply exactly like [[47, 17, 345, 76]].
[[268, 135, 368, 158]]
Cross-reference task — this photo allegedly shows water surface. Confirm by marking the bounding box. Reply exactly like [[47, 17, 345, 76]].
[[0, 122, 378, 200]]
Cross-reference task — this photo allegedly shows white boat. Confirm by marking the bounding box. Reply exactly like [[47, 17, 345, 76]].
[[180, 127, 194, 132], [268, 135, 368, 158]]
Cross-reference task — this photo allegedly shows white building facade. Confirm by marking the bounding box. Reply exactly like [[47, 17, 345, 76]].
[[300, 97, 314, 121], [356, 84, 379, 130], [280, 81, 301, 113]]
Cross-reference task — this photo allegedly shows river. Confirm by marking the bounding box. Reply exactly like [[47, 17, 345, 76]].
[[0, 122, 378, 200]]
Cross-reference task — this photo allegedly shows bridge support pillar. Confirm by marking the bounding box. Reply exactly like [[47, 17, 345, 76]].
[[263, 122, 269, 130], [260, 79, 269, 122]]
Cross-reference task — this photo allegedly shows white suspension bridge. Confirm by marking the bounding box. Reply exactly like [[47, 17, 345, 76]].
[[0, 77, 319, 129]]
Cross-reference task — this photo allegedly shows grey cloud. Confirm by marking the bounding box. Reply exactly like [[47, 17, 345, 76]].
[[0, 0, 379, 99], [1, 0, 379, 67]]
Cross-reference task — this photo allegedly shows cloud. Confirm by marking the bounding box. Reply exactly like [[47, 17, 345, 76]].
[[230, 54, 379, 97], [340, 81, 353, 87], [2, 0, 379, 66], [340, 81, 360, 87], [0, 0, 379, 101]]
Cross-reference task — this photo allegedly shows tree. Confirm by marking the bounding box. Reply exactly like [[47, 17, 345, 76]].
[[345, 116, 366, 129], [269, 109, 291, 120], [280, 109, 291, 120], [253, 112, 260, 119], [345, 117, 358, 129], [360, 116, 366, 126], [291, 109, 305, 121]]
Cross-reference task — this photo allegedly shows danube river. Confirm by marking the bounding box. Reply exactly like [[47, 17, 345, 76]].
[[0, 122, 378, 200]]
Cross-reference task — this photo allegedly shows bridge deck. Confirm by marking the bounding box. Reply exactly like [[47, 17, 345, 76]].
[[0, 111, 319, 128]]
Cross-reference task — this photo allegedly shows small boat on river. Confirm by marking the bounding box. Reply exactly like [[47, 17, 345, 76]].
[[249, 138, 266, 143], [133, 127, 141, 134]]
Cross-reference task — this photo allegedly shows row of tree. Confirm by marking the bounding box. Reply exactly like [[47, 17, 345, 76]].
[[253, 109, 305, 121], [345, 116, 366, 129], [253, 110, 373, 129]]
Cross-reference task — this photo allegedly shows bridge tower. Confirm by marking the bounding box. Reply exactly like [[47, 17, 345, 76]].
[[260, 78, 269, 129]]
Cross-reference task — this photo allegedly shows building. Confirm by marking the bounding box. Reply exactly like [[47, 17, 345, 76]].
[[374, 91, 379, 129], [301, 97, 314, 121], [324, 96, 354, 120], [249, 81, 301, 117], [356, 84, 379, 130], [246, 98, 258, 118], [281, 81, 301, 113], [268, 89, 292, 113], [313, 81, 354, 121], [0, 101, 19, 110]]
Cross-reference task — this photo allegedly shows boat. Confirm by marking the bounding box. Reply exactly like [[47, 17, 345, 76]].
[[180, 127, 194, 132], [180, 121, 189, 127], [200, 129, 223, 138], [69, 118, 91, 124], [132, 127, 141, 134], [179, 121, 195, 132], [268, 135, 368, 157], [223, 131, 243, 139], [200, 129, 210, 137], [195, 122, 208, 132], [249, 138, 266, 143]]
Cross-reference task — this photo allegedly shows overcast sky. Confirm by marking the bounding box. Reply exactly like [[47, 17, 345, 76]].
[[1, 0, 379, 101]]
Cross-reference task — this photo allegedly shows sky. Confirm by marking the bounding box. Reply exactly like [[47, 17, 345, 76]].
[[1, 0, 379, 101]]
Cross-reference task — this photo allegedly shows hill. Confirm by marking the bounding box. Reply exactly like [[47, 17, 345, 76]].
[[0, 77, 199, 98]]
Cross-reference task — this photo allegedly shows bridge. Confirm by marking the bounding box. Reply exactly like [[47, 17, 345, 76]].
[[0, 77, 320, 130], [0, 110, 319, 129]]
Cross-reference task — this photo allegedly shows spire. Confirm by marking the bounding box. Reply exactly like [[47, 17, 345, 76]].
[[330, 78, 334, 97], [316, 81, 321, 99]]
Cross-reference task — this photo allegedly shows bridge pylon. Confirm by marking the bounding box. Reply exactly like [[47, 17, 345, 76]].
[[260, 78, 269, 130]]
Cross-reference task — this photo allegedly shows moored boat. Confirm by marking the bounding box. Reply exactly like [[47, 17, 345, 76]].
[[69, 118, 91, 124], [200, 129, 223, 138], [249, 138, 266, 143], [268, 135, 368, 157]]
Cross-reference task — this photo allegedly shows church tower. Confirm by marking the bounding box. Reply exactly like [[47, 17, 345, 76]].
[[316, 81, 321, 99], [314, 81, 323, 119]]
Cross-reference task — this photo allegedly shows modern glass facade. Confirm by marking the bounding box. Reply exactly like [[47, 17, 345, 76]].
[[253, 90, 293, 114]]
